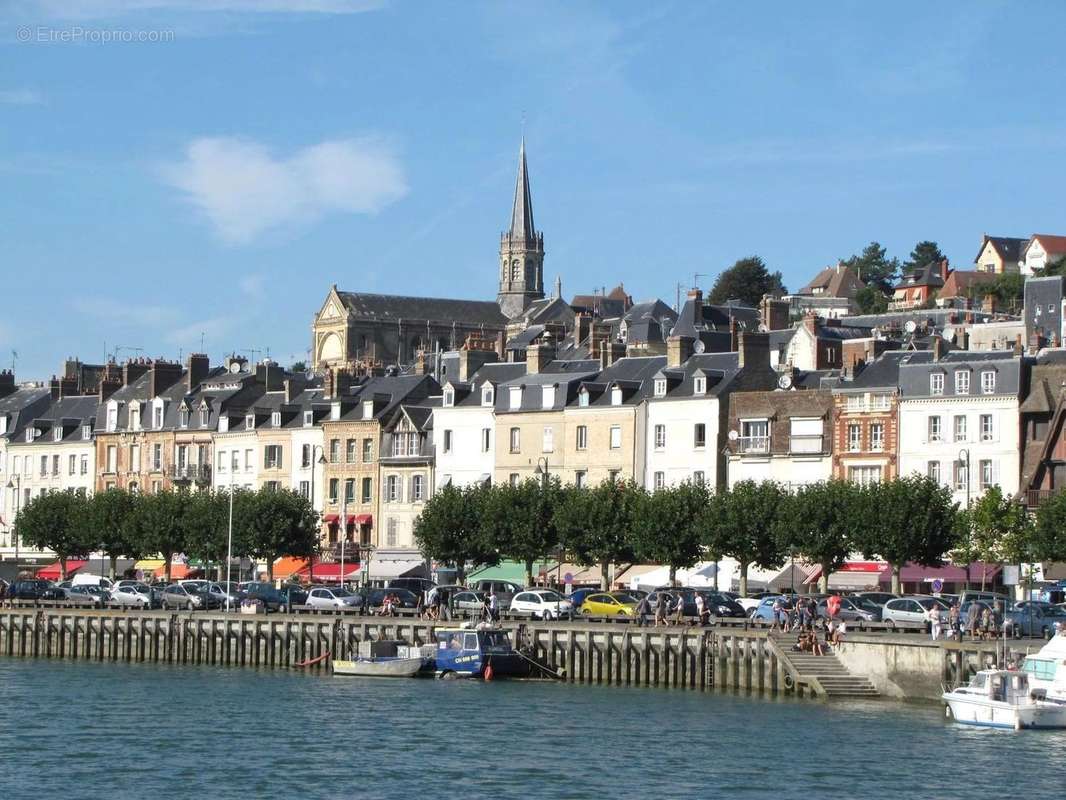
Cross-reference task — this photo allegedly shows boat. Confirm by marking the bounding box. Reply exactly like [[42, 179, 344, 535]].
[[431, 623, 530, 679], [332, 657, 425, 678], [1021, 632, 1066, 695], [943, 668, 1066, 730]]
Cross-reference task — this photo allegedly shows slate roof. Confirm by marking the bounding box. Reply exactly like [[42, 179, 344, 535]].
[[0, 387, 51, 441], [331, 374, 438, 422], [897, 350, 1026, 398], [337, 291, 507, 326], [797, 265, 865, 297], [672, 298, 759, 339], [975, 235, 1027, 265], [646, 352, 742, 401], [896, 262, 945, 289], [508, 139, 536, 241], [11, 394, 101, 446], [578, 356, 667, 406], [835, 351, 908, 392]]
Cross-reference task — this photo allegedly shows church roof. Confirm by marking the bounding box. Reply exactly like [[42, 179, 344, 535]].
[[336, 291, 507, 326], [509, 138, 536, 241]]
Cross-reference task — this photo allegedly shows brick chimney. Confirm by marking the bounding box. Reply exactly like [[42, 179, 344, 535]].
[[283, 376, 307, 403], [458, 349, 499, 382], [666, 335, 695, 368], [185, 353, 210, 392], [122, 357, 150, 387], [98, 373, 121, 402], [148, 359, 183, 398], [803, 311, 819, 337], [48, 375, 79, 400], [526, 335, 557, 375], [599, 340, 625, 370], [737, 332, 770, 370], [324, 367, 353, 399], [687, 288, 703, 326], [574, 313, 592, 347], [982, 293, 998, 314], [759, 294, 790, 332], [932, 335, 947, 362], [0, 369, 15, 398], [939, 258, 950, 282]]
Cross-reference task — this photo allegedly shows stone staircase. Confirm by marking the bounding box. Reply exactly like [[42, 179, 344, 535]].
[[769, 633, 879, 698]]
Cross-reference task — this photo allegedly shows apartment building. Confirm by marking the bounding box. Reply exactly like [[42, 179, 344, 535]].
[[379, 400, 439, 550], [832, 351, 906, 485], [0, 375, 50, 552]]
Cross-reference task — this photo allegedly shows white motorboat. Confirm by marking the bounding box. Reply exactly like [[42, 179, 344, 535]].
[[1021, 632, 1066, 695], [332, 657, 425, 678], [943, 668, 1066, 730]]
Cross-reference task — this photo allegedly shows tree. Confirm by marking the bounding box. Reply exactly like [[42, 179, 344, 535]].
[[703, 481, 788, 596], [782, 481, 861, 593], [136, 489, 190, 582], [854, 476, 960, 595], [183, 489, 231, 579], [855, 285, 889, 315], [631, 482, 709, 586], [483, 478, 563, 587], [241, 488, 318, 581], [414, 484, 498, 583], [956, 486, 1034, 589], [554, 479, 644, 590], [904, 240, 945, 271], [1033, 491, 1066, 564], [966, 272, 1024, 310], [841, 241, 900, 295], [707, 256, 786, 307], [83, 488, 139, 580], [17, 490, 94, 580]]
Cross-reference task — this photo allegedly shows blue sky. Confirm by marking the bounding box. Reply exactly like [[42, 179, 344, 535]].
[[3, 1, 1066, 379]]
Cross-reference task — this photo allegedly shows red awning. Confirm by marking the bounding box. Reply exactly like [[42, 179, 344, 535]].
[[322, 514, 340, 524], [353, 514, 372, 525], [887, 562, 1001, 584], [306, 562, 361, 582], [37, 559, 88, 580]]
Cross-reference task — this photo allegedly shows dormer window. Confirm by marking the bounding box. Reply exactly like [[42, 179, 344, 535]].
[[246, 414, 256, 430], [129, 404, 141, 431], [271, 411, 282, 427], [693, 376, 707, 395], [106, 403, 118, 433], [218, 416, 229, 433], [303, 411, 313, 427], [199, 408, 209, 427], [53, 427, 63, 442], [579, 389, 590, 408], [81, 424, 91, 441], [363, 400, 374, 419], [930, 373, 944, 396], [331, 402, 341, 421], [981, 370, 997, 394], [481, 385, 494, 406], [443, 389, 454, 407], [0, 416, 7, 435], [654, 379, 667, 397], [508, 386, 522, 410], [611, 387, 623, 406], [541, 385, 555, 409], [25, 428, 36, 443], [179, 409, 190, 428], [152, 399, 164, 429]]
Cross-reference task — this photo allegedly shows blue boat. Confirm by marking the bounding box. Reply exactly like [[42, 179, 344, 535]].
[[432, 625, 529, 679]]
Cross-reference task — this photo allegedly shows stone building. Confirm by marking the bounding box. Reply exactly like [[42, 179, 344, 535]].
[[831, 351, 906, 485]]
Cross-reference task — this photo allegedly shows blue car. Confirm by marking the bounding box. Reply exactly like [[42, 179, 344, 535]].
[[751, 595, 791, 623], [565, 588, 599, 610]]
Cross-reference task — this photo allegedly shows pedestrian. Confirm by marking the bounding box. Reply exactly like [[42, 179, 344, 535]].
[[980, 606, 993, 640], [634, 593, 650, 627], [426, 585, 440, 620], [928, 603, 942, 641], [772, 597, 784, 631], [826, 593, 842, 621], [655, 591, 668, 626], [488, 589, 499, 622], [966, 601, 980, 639], [694, 593, 707, 626], [948, 602, 961, 641], [833, 619, 847, 646], [673, 593, 686, 625]]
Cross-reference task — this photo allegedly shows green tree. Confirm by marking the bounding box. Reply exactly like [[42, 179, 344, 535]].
[[483, 478, 563, 586], [414, 484, 498, 583], [554, 479, 644, 590], [956, 486, 1034, 589], [631, 481, 709, 586], [904, 240, 945, 271], [136, 489, 190, 582], [855, 285, 889, 315], [854, 476, 960, 595], [241, 488, 318, 581], [966, 272, 1025, 311], [707, 256, 787, 307], [841, 241, 900, 294], [703, 480, 789, 596], [83, 488, 140, 580], [183, 489, 231, 579], [783, 481, 861, 593], [1033, 491, 1066, 563], [17, 490, 94, 580]]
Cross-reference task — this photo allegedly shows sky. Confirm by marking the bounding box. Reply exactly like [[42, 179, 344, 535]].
[[4, 1, 1066, 380]]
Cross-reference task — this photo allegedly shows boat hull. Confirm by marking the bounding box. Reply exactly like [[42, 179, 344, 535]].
[[944, 695, 1066, 730], [333, 657, 424, 678]]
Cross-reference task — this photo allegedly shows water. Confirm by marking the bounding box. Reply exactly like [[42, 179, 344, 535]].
[[0, 659, 1060, 800]]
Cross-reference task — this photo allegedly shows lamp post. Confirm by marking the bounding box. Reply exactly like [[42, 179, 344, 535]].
[[533, 459, 550, 588], [6, 475, 21, 567], [224, 455, 235, 610], [308, 447, 326, 586], [958, 448, 971, 590]]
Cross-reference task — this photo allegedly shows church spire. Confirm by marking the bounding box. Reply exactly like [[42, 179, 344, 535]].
[[509, 138, 536, 241]]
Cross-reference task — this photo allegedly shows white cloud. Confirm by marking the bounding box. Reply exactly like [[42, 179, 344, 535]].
[[0, 89, 44, 106], [20, 0, 383, 17], [160, 136, 407, 244], [72, 297, 181, 327]]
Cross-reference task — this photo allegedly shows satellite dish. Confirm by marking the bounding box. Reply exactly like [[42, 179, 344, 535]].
[[693, 340, 706, 354], [905, 320, 918, 334], [727, 429, 739, 442], [229, 362, 241, 374], [943, 326, 955, 343], [778, 373, 794, 390], [758, 323, 769, 332]]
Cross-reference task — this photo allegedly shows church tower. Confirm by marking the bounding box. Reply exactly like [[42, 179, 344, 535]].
[[497, 139, 546, 318]]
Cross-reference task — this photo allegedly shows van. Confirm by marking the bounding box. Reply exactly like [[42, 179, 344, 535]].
[[470, 579, 523, 606], [72, 573, 114, 589], [957, 590, 1009, 608]]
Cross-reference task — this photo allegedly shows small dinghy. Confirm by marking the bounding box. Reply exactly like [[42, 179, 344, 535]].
[[332, 657, 424, 678]]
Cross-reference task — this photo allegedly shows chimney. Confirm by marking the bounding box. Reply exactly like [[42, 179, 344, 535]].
[[283, 376, 307, 403], [0, 369, 15, 398], [254, 360, 284, 391], [940, 258, 950, 282], [148, 359, 183, 398], [687, 288, 703, 326], [185, 353, 210, 392], [759, 294, 790, 331], [932, 335, 947, 362], [803, 311, 819, 336], [122, 357, 150, 387], [49, 376, 61, 400], [600, 340, 625, 370], [458, 349, 498, 382], [98, 374, 121, 402], [982, 293, 998, 315], [324, 367, 354, 399], [666, 335, 695, 368], [729, 318, 739, 351], [495, 330, 506, 360], [412, 350, 431, 376], [526, 335, 556, 375], [574, 313, 592, 346], [737, 332, 770, 370], [956, 327, 970, 351]]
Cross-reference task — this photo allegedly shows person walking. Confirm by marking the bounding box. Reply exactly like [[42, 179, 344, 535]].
[[673, 593, 686, 625], [655, 591, 669, 626], [488, 590, 499, 623], [634, 593, 650, 627], [772, 597, 784, 631], [695, 593, 709, 626], [948, 602, 961, 641], [928, 603, 942, 641]]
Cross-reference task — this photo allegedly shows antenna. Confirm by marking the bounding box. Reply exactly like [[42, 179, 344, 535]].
[[111, 345, 143, 362], [10, 350, 17, 372], [200, 331, 206, 352]]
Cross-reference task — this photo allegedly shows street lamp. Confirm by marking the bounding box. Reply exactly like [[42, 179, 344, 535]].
[[308, 446, 326, 586], [6, 475, 21, 567]]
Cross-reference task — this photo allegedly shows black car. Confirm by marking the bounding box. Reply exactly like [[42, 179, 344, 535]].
[[10, 580, 64, 601], [698, 592, 746, 618], [366, 588, 418, 612], [278, 585, 309, 611], [386, 577, 434, 596], [242, 583, 287, 612]]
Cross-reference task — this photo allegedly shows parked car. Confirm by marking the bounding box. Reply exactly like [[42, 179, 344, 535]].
[[1009, 603, 1066, 639], [957, 589, 1010, 608], [10, 580, 64, 601], [852, 592, 898, 607], [365, 588, 419, 612], [386, 577, 435, 596], [242, 583, 287, 612], [162, 584, 203, 610], [73, 585, 112, 608], [646, 588, 695, 616], [278, 585, 308, 611], [306, 586, 363, 611], [581, 592, 637, 617], [816, 596, 879, 622], [61, 586, 102, 607], [509, 589, 574, 620], [469, 579, 523, 607], [565, 587, 600, 610], [450, 590, 486, 612], [749, 595, 792, 623], [735, 591, 778, 612], [72, 574, 114, 589], [881, 595, 949, 628], [110, 585, 152, 608], [204, 582, 242, 609], [700, 592, 747, 618]]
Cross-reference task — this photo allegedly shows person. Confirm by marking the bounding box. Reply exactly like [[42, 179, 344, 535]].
[[993, 600, 1006, 638], [634, 593, 651, 627], [826, 593, 842, 621], [772, 597, 784, 631], [980, 606, 993, 641], [673, 593, 686, 625], [948, 602, 961, 641], [655, 592, 668, 626], [480, 594, 491, 623], [966, 601, 980, 639], [811, 629, 825, 656], [798, 597, 812, 629], [928, 603, 942, 641], [694, 593, 708, 626], [833, 619, 847, 646], [488, 590, 499, 622]]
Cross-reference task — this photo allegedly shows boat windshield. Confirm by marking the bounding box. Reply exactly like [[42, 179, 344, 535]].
[[1022, 657, 1057, 681], [481, 631, 511, 649]]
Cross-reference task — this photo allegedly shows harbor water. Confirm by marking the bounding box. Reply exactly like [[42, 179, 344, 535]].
[[1, 658, 1061, 799]]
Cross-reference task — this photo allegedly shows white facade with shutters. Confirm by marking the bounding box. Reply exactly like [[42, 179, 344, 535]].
[[643, 396, 722, 490], [432, 384, 497, 489]]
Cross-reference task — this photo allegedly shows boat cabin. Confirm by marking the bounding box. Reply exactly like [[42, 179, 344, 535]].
[[433, 626, 524, 678]]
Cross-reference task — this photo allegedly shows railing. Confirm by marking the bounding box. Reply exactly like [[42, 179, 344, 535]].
[[738, 436, 769, 454], [789, 435, 824, 455], [1026, 489, 1055, 509], [168, 464, 212, 483]]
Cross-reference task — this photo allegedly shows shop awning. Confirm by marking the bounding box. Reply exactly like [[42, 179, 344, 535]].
[[888, 562, 1001, 584], [365, 554, 428, 581], [38, 559, 88, 580], [322, 514, 340, 524], [805, 561, 887, 590], [353, 514, 372, 525], [134, 559, 165, 572], [157, 563, 197, 579], [306, 562, 361, 583], [273, 556, 310, 580]]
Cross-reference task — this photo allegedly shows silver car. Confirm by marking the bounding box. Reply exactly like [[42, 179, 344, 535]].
[[306, 586, 363, 611], [162, 583, 203, 610], [110, 585, 151, 608], [62, 586, 102, 608]]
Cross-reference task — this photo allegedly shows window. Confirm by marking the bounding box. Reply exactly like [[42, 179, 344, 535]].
[[789, 418, 823, 454], [38, 455, 47, 476], [443, 388, 454, 407], [412, 474, 425, 502], [981, 370, 996, 394], [870, 423, 884, 452], [51, 455, 59, 476], [955, 370, 970, 395], [927, 461, 940, 483], [53, 426, 62, 442], [953, 460, 967, 491], [542, 426, 554, 453], [328, 478, 339, 504], [152, 444, 162, 471], [271, 411, 281, 427], [509, 473, 519, 487], [980, 414, 994, 442], [301, 444, 312, 468], [153, 404, 163, 429], [130, 444, 140, 469], [873, 393, 891, 411], [847, 424, 862, 452], [654, 379, 667, 397], [608, 470, 621, 482], [541, 385, 555, 409], [848, 465, 882, 486], [361, 477, 372, 503], [509, 387, 522, 410], [654, 424, 666, 449], [609, 425, 622, 450], [199, 408, 209, 427], [481, 386, 494, 406], [693, 470, 705, 485], [611, 387, 623, 406], [578, 390, 590, 408], [691, 423, 706, 449], [481, 428, 491, 453], [980, 459, 994, 490], [130, 405, 141, 431], [179, 408, 190, 428], [443, 430, 453, 454], [653, 471, 665, 490], [575, 470, 587, 488], [106, 405, 118, 432], [346, 438, 357, 462], [576, 425, 588, 450], [928, 416, 942, 442], [264, 445, 282, 469], [386, 475, 400, 503], [363, 400, 374, 419], [930, 373, 944, 396], [344, 478, 355, 504], [954, 415, 967, 443], [244, 449, 253, 472], [299, 480, 310, 499], [81, 424, 91, 440], [304, 411, 313, 427], [386, 518, 398, 547], [362, 438, 373, 462], [693, 376, 706, 395], [80, 455, 88, 475], [329, 438, 340, 463], [245, 414, 256, 431], [740, 419, 769, 453], [217, 450, 227, 473], [509, 427, 521, 453]]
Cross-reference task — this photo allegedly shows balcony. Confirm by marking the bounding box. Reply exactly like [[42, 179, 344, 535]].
[[1026, 489, 1055, 509], [168, 463, 212, 485], [738, 436, 769, 454], [789, 435, 825, 455]]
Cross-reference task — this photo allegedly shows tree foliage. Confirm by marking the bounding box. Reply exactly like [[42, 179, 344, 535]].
[[414, 483, 498, 583], [632, 481, 709, 586], [904, 240, 945, 271], [704, 480, 789, 595], [240, 488, 318, 581], [782, 481, 860, 591], [83, 488, 139, 580], [952, 486, 1035, 590], [707, 256, 787, 307], [841, 241, 900, 295], [1033, 491, 1066, 564], [482, 478, 563, 586], [555, 479, 644, 589], [16, 490, 94, 579]]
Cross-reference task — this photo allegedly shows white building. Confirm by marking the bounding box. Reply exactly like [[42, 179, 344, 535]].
[[0, 383, 50, 553], [897, 348, 1025, 506], [212, 423, 259, 491]]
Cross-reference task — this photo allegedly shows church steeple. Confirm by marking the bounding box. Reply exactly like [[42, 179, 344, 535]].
[[497, 138, 546, 319]]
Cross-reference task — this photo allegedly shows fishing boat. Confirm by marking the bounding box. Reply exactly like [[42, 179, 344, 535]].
[[432, 624, 530, 679], [332, 656, 425, 678], [943, 669, 1066, 730]]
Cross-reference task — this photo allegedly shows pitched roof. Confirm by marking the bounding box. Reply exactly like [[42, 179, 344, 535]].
[[836, 350, 908, 392], [508, 139, 536, 241], [336, 291, 507, 326], [975, 235, 1027, 265], [1029, 234, 1066, 256], [940, 269, 998, 299], [798, 264, 866, 297], [896, 262, 945, 289]]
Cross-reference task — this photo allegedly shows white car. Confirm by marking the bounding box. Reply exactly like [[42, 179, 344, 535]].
[[110, 585, 151, 608], [306, 586, 363, 611], [508, 590, 574, 620], [882, 595, 949, 628]]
